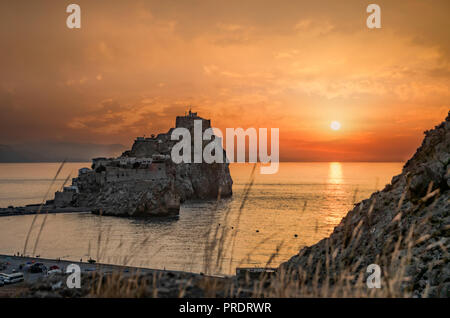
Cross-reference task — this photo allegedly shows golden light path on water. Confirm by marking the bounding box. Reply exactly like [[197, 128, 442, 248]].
[[0, 162, 402, 275], [328, 162, 343, 184]]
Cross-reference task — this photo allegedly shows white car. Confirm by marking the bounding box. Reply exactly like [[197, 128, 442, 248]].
[[46, 269, 62, 276], [0, 272, 24, 284]]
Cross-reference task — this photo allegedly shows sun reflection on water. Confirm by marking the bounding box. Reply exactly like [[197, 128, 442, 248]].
[[328, 162, 343, 184]]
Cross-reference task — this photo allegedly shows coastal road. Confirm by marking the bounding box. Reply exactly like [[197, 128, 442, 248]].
[[0, 254, 226, 287]]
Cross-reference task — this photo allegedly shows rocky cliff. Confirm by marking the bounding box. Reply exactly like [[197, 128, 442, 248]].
[[90, 179, 181, 218], [52, 111, 233, 217], [282, 111, 450, 297], [174, 161, 233, 201], [122, 111, 233, 201]]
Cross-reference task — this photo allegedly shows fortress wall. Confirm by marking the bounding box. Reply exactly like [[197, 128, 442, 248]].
[[104, 164, 166, 183], [92, 158, 110, 169], [176, 117, 211, 131], [95, 172, 106, 186], [54, 191, 74, 208], [77, 171, 97, 185]]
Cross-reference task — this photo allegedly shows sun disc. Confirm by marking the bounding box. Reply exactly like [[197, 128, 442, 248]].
[[331, 121, 341, 131]]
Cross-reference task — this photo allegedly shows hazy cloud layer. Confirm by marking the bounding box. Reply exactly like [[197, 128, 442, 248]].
[[0, 0, 449, 161]]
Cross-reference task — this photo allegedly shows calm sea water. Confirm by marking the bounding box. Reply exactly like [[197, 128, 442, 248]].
[[0, 162, 402, 275]]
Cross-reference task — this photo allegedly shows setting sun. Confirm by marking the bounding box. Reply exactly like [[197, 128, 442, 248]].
[[331, 121, 341, 131]]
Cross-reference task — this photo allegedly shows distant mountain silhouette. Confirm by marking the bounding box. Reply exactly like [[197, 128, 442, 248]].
[[0, 142, 127, 162]]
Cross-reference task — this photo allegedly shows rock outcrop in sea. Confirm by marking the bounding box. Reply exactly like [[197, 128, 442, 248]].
[[50, 111, 233, 217], [281, 111, 450, 297]]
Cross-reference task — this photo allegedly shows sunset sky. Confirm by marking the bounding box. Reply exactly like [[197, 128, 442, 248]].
[[0, 0, 449, 161]]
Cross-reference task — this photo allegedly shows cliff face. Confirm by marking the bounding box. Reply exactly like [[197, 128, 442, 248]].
[[175, 161, 233, 201], [123, 112, 233, 202], [122, 112, 233, 202], [93, 183, 180, 217], [282, 112, 450, 297], [54, 112, 233, 217]]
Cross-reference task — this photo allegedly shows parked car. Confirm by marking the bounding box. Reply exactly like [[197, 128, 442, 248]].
[[29, 263, 47, 273], [0, 277, 4, 287], [47, 269, 62, 276], [0, 273, 24, 284]]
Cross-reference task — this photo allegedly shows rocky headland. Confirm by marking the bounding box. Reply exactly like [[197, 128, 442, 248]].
[[73, 111, 232, 217], [0, 111, 233, 218]]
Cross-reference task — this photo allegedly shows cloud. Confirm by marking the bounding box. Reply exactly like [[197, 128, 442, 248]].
[[294, 19, 335, 36], [0, 0, 448, 161]]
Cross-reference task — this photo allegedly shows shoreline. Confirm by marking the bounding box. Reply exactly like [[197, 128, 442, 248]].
[[0, 207, 91, 217], [0, 254, 211, 277]]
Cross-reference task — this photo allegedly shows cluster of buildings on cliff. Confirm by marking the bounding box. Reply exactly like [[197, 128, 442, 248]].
[[53, 110, 206, 208], [54, 153, 170, 207]]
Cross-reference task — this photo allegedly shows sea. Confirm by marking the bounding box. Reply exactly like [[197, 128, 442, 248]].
[[0, 162, 403, 275]]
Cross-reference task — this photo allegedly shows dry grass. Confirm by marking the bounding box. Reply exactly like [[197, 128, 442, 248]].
[[23, 161, 66, 256], [23, 162, 441, 298]]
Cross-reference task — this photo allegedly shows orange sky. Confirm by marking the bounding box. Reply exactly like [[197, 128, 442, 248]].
[[0, 0, 449, 161]]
